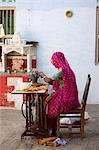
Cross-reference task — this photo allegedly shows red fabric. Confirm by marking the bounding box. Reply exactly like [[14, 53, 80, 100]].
[[47, 52, 80, 118], [47, 116, 57, 129]]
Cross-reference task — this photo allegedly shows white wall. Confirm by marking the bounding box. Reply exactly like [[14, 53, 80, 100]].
[[15, 0, 99, 104]]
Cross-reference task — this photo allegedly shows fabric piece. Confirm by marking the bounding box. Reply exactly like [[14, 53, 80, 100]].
[[52, 71, 62, 80], [47, 116, 57, 129], [60, 111, 91, 125], [52, 70, 63, 88]]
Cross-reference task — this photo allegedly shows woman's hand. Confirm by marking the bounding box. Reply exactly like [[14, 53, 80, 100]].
[[37, 72, 53, 84], [37, 72, 46, 78]]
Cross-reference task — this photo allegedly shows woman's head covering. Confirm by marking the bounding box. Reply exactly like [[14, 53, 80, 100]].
[[51, 51, 70, 69]]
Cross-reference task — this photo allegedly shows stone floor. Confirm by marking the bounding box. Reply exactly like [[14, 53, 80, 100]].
[[0, 104, 99, 150]]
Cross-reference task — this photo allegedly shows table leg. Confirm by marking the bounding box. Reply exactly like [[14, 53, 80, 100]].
[[26, 94, 29, 130], [21, 94, 29, 138], [29, 94, 31, 126], [21, 93, 48, 138], [38, 95, 47, 130]]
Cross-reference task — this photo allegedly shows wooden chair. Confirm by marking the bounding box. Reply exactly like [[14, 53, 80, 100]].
[[57, 74, 91, 137]]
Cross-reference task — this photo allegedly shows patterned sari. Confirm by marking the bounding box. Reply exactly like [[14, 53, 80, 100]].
[[47, 52, 80, 118]]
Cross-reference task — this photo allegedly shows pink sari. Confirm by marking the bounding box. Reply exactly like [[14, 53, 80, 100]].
[[47, 52, 80, 118]]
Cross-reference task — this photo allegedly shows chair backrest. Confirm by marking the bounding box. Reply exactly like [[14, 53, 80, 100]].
[[81, 74, 91, 111]]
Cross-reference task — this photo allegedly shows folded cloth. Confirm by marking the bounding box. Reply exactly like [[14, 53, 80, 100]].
[[53, 138, 68, 145], [44, 138, 68, 147], [60, 111, 91, 125]]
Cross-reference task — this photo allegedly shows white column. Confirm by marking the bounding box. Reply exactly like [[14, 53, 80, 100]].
[[0, 61, 2, 72], [2, 53, 6, 72], [27, 54, 32, 72]]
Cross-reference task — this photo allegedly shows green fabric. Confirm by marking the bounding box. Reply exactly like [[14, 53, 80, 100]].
[[52, 71, 63, 88], [52, 71, 62, 80]]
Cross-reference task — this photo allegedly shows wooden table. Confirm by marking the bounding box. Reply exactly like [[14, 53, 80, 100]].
[[12, 90, 48, 138]]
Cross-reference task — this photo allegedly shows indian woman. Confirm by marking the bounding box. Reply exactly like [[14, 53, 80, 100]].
[[37, 51, 80, 136]]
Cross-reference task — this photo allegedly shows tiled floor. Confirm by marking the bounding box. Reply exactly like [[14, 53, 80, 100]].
[[0, 104, 99, 150]]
